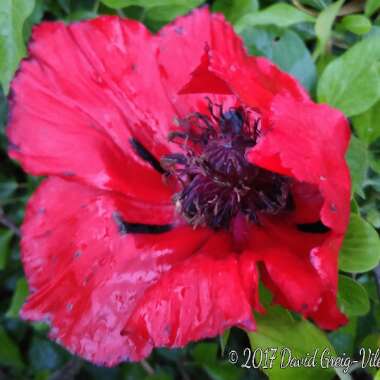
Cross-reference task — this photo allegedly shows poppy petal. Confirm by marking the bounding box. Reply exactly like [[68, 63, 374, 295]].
[[157, 7, 239, 117], [244, 96, 350, 328], [248, 95, 351, 233], [21, 177, 213, 366], [123, 234, 257, 360], [175, 9, 308, 110], [7, 16, 178, 201], [248, 220, 347, 329]]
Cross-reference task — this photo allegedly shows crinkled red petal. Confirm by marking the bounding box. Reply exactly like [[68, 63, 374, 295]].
[[157, 8, 244, 118], [20, 178, 211, 365], [248, 219, 347, 329], [20, 178, 258, 364], [249, 95, 351, 233], [244, 96, 350, 328], [177, 11, 309, 111], [7, 16, 179, 202], [123, 233, 258, 360]]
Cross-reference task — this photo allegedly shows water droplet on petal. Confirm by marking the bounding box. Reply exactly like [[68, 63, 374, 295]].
[[320, 175, 327, 181]]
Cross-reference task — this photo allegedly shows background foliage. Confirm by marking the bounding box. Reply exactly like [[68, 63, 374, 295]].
[[0, 0, 380, 379]]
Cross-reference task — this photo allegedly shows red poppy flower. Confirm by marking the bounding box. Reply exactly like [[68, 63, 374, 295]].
[[7, 7, 351, 366]]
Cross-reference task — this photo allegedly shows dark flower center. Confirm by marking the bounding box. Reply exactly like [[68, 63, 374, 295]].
[[162, 101, 293, 230]]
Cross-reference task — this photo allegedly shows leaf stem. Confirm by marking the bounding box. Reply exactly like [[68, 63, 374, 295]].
[[116, 8, 126, 18], [93, 0, 100, 13], [48, 358, 82, 380], [338, 1, 365, 16], [0, 207, 20, 237], [141, 359, 155, 375], [291, 0, 318, 16]]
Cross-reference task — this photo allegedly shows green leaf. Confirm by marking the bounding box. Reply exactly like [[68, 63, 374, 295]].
[[340, 15, 372, 36], [328, 318, 357, 355], [193, 343, 243, 380], [338, 275, 370, 316], [241, 27, 316, 90], [0, 180, 17, 200], [365, 0, 380, 16], [65, 10, 98, 21], [350, 198, 359, 214], [0, 0, 35, 93], [339, 213, 380, 273], [361, 333, 380, 376], [145, 2, 203, 21], [361, 333, 380, 351], [369, 139, 380, 174], [314, 0, 344, 58], [301, 0, 333, 10], [219, 329, 230, 355], [352, 101, 380, 145], [193, 342, 218, 365], [358, 273, 380, 303], [213, 0, 259, 23], [100, 0, 203, 19], [202, 363, 244, 380], [6, 277, 28, 319], [248, 305, 336, 379], [317, 36, 380, 117], [366, 208, 380, 229], [0, 326, 24, 369], [235, 4, 315, 32], [346, 136, 369, 197], [144, 372, 172, 380], [28, 337, 65, 371], [57, 0, 71, 14], [0, 228, 12, 270]]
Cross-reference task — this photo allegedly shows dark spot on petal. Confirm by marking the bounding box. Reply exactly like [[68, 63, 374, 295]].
[[63, 171, 75, 177], [8, 141, 21, 151], [297, 220, 330, 234], [131, 63, 137, 71], [175, 26, 184, 35], [74, 251, 81, 258], [164, 324, 171, 336], [330, 203, 337, 212], [130, 138, 165, 174], [112, 212, 171, 235]]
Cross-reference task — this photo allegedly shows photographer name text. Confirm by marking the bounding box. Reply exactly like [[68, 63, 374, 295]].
[[227, 347, 380, 373]]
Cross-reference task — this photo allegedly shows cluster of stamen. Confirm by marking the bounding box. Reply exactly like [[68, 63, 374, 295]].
[[161, 100, 292, 230]]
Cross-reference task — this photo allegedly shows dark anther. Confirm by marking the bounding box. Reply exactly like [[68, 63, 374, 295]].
[[113, 212, 172, 235], [163, 100, 293, 230], [130, 138, 165, 174], [297, 221, 330, 234], [220, 109, 244, 135]]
